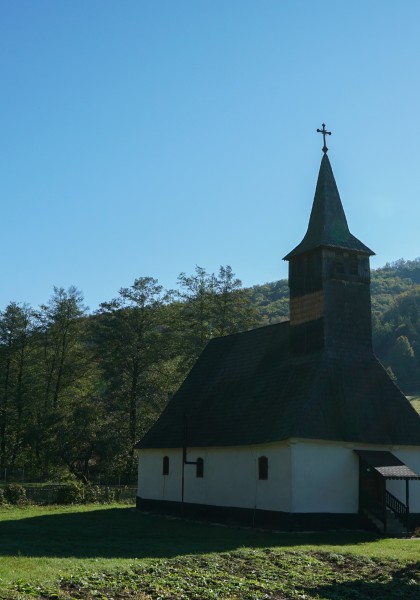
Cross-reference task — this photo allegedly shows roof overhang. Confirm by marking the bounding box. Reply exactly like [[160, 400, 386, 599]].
[[355, 449, 420, 480]]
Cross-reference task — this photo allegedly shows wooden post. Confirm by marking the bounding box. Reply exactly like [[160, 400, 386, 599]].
[[383, 478, 387, 533], [406, 479, 410, 535]]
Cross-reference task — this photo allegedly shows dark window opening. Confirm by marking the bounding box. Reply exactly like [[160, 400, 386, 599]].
[[258, 456, 268, 480], [196, 457, 204, 478], [162, 456, 169, 476], [349, 254, 358, 275], [335, 251, 345, 274]]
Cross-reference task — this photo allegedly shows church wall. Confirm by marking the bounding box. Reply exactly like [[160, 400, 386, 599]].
[[138, 448, 183, 502], [290, 441, 420, 514], [138, 442, 420, 518], [138, 443, 292, 512], [290, 441, 359, 513]]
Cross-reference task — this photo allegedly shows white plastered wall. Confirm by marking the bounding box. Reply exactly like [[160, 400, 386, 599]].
[[290, 440, 359, 513], [138, 442, 291, 512], [291, 440, 420, 514], [138, 440, 420, 515]]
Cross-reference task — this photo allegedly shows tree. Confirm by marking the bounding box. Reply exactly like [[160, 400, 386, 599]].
[[385, 335, 417, 391], [95, 277, 174, 478], [29, 286, 95, 475], [0, 303, 34, 469], [175, 265, 258, 368], [213, 266, 257, 336]]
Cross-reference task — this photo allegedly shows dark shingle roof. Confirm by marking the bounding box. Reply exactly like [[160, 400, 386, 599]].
[[284, 155, 374, 260], [355, 450, 420, 479], [136, 322, 420, 449]]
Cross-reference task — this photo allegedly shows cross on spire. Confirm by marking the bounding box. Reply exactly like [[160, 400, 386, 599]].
[[317, 123, 332, 153]]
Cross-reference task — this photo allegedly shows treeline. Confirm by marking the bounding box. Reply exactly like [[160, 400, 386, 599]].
[[251, 257, 420, 393], [1, 259, 419, 485], [0, 267, 257, 484]]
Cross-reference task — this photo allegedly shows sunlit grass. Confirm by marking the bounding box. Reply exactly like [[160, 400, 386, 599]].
[[409, 395, 420, 414], [0, 504, 419, 598]]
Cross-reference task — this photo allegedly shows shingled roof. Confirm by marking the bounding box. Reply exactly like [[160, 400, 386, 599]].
[[136, 321, 420, 449], [355, 450, 420, 480], [284, 154, 374, 260]]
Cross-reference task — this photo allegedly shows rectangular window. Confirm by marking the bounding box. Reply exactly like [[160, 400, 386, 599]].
[[162, 456, 169, 476], [196, 458, 204, 478], [258, 456, 268, 480]]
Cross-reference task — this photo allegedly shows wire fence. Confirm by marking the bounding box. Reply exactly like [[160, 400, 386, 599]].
[[0, 483, 137, 505]]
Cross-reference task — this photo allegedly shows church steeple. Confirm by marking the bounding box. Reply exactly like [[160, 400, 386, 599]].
[[284, 132, 375, 356], [284, 154, 374, 260]]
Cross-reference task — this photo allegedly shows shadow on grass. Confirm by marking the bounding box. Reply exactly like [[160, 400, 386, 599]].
[[0, 507, 382, 560]]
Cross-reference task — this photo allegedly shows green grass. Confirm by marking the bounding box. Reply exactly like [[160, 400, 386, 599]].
[[409, 395, 420, 414], [0, 504, 419, 598]]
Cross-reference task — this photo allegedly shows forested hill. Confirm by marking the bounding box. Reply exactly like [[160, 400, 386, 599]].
[[250, 258, 420, 393]]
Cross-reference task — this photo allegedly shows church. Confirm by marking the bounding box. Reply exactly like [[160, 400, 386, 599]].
[[135, 127, 420, 532]]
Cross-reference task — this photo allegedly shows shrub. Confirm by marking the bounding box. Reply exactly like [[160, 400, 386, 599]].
[[100, 486, 115, 504], [84, 485, 102, 503], [5, 483, 28, 505], [55, 482, 84, 505], [0, 488, 8, 505]]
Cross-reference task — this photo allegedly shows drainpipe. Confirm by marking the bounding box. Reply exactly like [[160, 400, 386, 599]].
[[181, 415, 198, 515]]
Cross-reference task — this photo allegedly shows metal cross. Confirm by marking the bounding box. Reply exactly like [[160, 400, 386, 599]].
[[316, 123, 332, 153]]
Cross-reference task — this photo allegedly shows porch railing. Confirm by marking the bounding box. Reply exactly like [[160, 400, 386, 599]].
[[385, 489, 408, 530]]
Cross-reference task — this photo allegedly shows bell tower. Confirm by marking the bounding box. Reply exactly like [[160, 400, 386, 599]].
[[284, 126, 375, 356]]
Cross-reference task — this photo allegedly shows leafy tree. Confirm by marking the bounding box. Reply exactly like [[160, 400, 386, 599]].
[[29, 286, 95, 475], [95, 277, 174, 478], [385, 335, 417, 391], [176, 265, 258, 368], [0, 303, 34, 469]]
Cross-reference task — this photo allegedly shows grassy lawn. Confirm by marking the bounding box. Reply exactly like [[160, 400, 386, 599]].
[[0, 504, 419, 598], [409, 395, 420, 414]]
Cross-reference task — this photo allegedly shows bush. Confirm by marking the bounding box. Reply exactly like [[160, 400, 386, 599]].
[[55, 482, 84, 505], [100, 486, 115, 504], [0, 488, 8, 505], [5, 483, 28, 505], [84, 485, 101, 504]]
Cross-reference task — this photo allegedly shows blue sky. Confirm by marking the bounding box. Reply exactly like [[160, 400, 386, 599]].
[[1, 1, 419, 311]]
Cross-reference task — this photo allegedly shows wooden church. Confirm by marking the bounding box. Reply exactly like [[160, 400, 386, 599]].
[[136, 128, 420, 532]]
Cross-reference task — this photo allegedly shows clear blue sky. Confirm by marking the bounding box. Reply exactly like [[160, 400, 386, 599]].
[[1, 1, 419, 311]]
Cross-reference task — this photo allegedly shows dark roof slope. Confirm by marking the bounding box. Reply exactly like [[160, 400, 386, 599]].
[[136, 322, 420, 449], [284, 155, 374, 260]]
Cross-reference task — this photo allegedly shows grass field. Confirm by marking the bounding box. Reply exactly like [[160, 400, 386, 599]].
[[409, 395, 420, 414], [0, 504, 419, 599]]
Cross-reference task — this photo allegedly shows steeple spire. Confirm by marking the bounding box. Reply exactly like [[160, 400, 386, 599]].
[[284, 153, 374, 260], [284, 134, 375, 355]]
